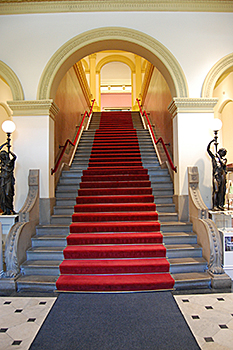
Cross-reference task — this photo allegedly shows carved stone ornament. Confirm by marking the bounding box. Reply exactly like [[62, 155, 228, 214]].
[[188, 166, 225, 275], [2, 169, 39, 278]]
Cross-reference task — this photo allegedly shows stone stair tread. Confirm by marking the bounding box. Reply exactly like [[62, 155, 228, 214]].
[[166, 244, 201, 250], [28, 247, 64, 252], [172, 272, 210, 282], [17, 275, 58, 284], [22, 260, 62, 267], [163, 232, 196, 237], [169, 257, 207, 265], [33, 234, 67, 239]]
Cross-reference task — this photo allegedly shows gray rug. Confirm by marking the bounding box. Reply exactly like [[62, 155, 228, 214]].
[[29, 291, 200, 350]]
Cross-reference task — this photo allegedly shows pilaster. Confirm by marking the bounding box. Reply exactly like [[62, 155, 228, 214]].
[[168, 98, 218, 220], [7, 100, 59, 212]]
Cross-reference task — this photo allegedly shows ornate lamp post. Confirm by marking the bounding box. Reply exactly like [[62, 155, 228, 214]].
[[212, 118, 222, 153], [207, 118, 227, 211], [1, 120, 16, 153], [0, 120, 17, 215]]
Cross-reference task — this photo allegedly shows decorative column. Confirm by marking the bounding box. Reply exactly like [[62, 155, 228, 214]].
[[89, 54, 99, 111], [7, 100, 59, 223], [168, 98, 218, 221], [132, 55, 142, 110]]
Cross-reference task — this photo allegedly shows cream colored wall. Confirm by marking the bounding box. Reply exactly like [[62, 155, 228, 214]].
[[213, 72, 233, 164], [143, 67, 173, 153], [0, 78, 13, 146], [54, 66, 88, 158]]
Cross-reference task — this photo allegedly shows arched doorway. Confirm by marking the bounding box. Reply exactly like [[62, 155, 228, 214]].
[[37, 27, 188, 101]]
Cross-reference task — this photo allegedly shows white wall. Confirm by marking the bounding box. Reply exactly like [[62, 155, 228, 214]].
[[0, 12, 233, 99]]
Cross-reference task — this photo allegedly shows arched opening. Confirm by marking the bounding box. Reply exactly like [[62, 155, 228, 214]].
[[37, 27, 188, 100]]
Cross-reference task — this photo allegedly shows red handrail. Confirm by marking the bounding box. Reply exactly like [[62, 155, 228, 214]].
[[136, 98, 177, 173], [51, 100, 95, 175]]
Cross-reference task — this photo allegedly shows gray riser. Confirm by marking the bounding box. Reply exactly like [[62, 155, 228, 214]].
[[21, 262, 61, 276], [70, 166, 88, 171], [158, 213, 178, 222], [61, 171, 83, 178], [54, 206, 74, 215], [163, 232, 197, 245], [27, 247, 64, 260], [150, 176, 171, 183], [173, 272, 211, 290], [56, 198, 76, 206], [36, 225, 70, 236], [161, 222, 192, 233], [51, 215, 72, 225], [166, 245, 202, 258], [56, 190, 78, 198], [169, 258, 207, 274], [151, 182, 173, 189], [57, 184, 80, 191], [153, 189, 173, 196], [59, 178, 82, 185], [32, 236, 67, 247], [156, 204, 175, 213], [148, 170, 169, 177], [16, 276, 57, 292], [154, 196, 174, 204]]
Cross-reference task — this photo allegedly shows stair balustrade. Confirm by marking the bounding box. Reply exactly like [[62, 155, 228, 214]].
[[0, 170, 39, 289], [51, 99, 95, 184], [188, 166, 232, 289], [136, 98, 177, 179]]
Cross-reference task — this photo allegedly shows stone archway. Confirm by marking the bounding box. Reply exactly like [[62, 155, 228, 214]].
[[202, 53, 233, 98], [0, 60, 24, 101], [37, 27, 188, 100]]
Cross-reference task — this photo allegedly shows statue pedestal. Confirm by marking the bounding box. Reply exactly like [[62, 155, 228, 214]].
[[209, 210, 232, 229], [0, 215, 19, 244], [0, 215, 19, 290]]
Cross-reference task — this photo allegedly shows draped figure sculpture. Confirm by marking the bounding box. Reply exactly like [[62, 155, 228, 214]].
[[207, 139, 227, 211], [0, 142, 17, 215]]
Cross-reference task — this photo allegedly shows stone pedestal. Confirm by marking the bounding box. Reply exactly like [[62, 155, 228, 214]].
[[209, 210, 232, 229], [0, 215, 19, 244]]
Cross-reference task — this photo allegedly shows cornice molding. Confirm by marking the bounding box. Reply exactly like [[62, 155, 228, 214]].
[[168, 97, 218, 116], [7, 99, 59, 119], [0, 1, 233, 15]]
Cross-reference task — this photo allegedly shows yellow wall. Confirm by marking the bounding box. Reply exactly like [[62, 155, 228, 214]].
[[143, 67, 173, 154], [214, 72, 233, 164], [54, 66, 89, 158], [0, 78, 13, 147]]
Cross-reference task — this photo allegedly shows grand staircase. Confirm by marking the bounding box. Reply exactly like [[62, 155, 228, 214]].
[[17, 111, 211, 291]]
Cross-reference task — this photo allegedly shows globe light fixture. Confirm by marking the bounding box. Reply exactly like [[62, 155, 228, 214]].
[[2, 120, 16, 153]]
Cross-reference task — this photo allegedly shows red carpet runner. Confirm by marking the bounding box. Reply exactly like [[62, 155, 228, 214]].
[[56, 112, 175, 292]]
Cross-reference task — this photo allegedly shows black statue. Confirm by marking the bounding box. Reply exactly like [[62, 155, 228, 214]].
[[0, 142, 17, 215], [207, 139, 227, 211]]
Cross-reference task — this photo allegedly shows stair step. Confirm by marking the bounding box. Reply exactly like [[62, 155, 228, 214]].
[[166, 244, 202, 258], [161, 222, 192, 233], [16, 275, 57, 291], [27, 247, 64, 260], [32, 235, 67, 247], [163, 232, 197, 245], [173, 272, 211, 290], [169, 257, 207, 274], [21, 260, 61, 275]]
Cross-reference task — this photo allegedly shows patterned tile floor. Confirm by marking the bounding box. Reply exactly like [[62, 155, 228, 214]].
[[174, 293, 233, 349], [0, 296, 56, 350], [0, 292, 233, 349]]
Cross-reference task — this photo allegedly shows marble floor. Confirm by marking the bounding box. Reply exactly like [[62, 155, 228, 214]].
[[0, 291, 233, 349]]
